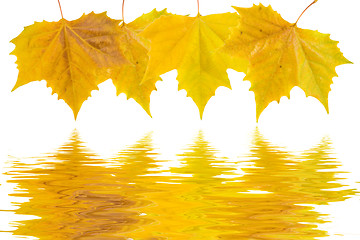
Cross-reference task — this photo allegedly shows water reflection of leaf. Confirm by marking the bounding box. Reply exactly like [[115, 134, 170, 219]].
[[7, 131, 160, 240], [126, 131, 239, 239], [297, 139, 356, 204], [209, 131, 357, 240], [4, 130, 357, 240]]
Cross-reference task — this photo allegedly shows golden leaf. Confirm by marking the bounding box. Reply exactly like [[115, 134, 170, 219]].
[[223, 4, 351, 120], [110, 9, 170, 116], [11, 12, 128, 119], [141, 13, 248, 118]]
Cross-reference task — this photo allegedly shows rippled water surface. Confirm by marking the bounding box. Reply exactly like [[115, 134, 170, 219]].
[[1, 130, 359, 239]]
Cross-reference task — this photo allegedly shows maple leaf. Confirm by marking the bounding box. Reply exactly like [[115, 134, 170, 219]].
[[140, 13, 248, 118], [11, 12, 128, 119], [223, 4, 351, 120], [110, 9, 169, 116]]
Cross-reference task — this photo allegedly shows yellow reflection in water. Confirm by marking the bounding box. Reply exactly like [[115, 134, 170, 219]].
[[7, 131, 153, 240], [207, 132, 356, 240], [4, 130, 357, 239]]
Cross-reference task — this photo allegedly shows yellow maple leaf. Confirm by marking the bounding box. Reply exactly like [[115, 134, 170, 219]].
[[140, 13, 248, 118], [110, 9, 169, 116], [11, 12, 128, 119], [223, 3, 351, 120]]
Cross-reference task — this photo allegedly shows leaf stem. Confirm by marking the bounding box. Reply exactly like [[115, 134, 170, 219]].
[[122, 0, 125, 24], [294, 0, 318, 25], [57, 0, 64, 19], [197, 0, 200, 16]]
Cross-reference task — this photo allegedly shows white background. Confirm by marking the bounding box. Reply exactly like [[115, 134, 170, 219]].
[[0, 0, 360, 238]]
